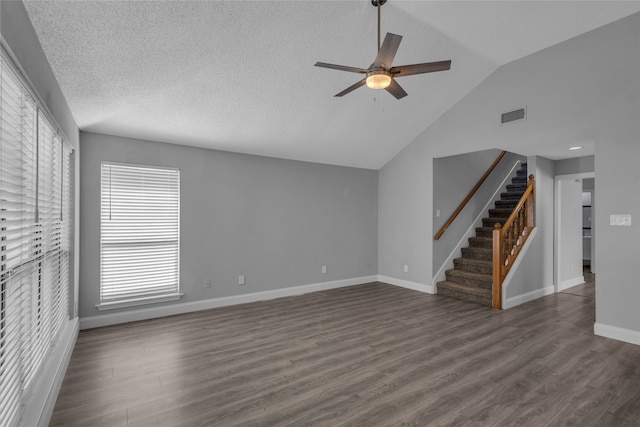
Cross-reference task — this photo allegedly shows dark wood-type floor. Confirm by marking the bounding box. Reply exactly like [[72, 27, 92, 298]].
[[51, 272, 640, 426]]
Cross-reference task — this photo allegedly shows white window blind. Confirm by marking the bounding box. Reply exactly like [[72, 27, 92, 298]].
[[100, 163, 180, 307], [1, 53, 73, 427]]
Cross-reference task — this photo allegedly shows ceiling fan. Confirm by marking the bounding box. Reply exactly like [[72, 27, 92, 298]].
[[315, 0, 451, 99]]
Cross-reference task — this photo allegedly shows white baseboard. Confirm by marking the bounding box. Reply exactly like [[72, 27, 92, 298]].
[[558, 276, 585, 292], [80, 275, 378, 329], [20, 318, 79, 427], [503, 285, 555, 309], [594, 322, 640, 346], [377, 275, 435, 294]]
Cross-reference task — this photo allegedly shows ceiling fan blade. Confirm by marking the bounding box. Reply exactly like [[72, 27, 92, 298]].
[[315, 62, 368, 74], [385, 79, 408, 100], [373, 33, 403, 68], [390, 60, 451, 77], [335, 79, 367, 97]]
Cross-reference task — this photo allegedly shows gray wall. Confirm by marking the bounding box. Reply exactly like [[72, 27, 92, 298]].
[[433, 149, 526, 275], [555, 155, 594, 176], [594, 63, 640, 336], [379, 12, 639, 333], [79, 132, 378, 319]]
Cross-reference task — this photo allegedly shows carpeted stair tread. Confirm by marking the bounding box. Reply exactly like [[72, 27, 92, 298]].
[[500, 192, 524, 200], [488, 208, 513, 218], [507, 183, 528, 192], [461, 246, 493, 261], [495, 200, 518, 209], [482, 217, 508, 227], [444, 269, 492, 288], [468, 236, 493, 249], [437, 281, 492, 306], [475, 227, 494, 238], [453, 257, 492, 275]]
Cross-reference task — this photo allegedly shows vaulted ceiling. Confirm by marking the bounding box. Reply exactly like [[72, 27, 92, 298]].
[[23, 1, 640, 169]]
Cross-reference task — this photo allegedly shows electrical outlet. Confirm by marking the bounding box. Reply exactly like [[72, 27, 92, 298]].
[[403, 264, 409, 273], [205, 278, 212, 288], [322, 266, 327, 274], [238, 275, 245, 285]]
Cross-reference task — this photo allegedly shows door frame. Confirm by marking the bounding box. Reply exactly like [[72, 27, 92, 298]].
[[554, 172, 595, 293]]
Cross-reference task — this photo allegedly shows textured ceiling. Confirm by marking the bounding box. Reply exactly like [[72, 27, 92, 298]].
[[22, 1, 640, 169]]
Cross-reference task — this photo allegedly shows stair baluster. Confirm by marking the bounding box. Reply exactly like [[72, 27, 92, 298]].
[[492, 174, 535, 309]]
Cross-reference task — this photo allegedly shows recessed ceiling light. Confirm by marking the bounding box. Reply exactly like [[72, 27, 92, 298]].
[[569, 146, 583, 150]]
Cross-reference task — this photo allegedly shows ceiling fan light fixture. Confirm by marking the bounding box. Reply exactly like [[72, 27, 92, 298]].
[[366, 70, 392, 89]]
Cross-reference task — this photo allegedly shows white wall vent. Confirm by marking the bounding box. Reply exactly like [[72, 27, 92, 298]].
[[501, 107, 526, 124]]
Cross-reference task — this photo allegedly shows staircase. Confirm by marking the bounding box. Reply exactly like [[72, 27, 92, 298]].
[[437, 162, 528, 307]]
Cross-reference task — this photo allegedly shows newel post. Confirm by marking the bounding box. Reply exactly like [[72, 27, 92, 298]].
[[492, 223, 502, 309]]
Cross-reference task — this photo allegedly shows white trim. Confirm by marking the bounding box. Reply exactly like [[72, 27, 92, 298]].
[[432, 160, 521, 285], [80, 276, 377, 329], [558, 276, 586, 292], [503, 285, 555, 309], [21, 318, 79, 427], [378, 275, 435, 294], [96, 293, 184, 311], [594, 323, 640, 346]]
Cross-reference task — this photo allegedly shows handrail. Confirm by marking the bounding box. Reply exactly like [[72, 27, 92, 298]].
[[434, 150, 507, 240], [492, 174, 535, 309]]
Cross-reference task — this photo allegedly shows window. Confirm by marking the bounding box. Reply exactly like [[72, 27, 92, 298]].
[[0, 52, 74, 427], [99, 162, 180, 309]]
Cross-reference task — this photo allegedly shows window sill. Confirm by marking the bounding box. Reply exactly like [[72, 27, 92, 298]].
[[96, 293, 184, 311]]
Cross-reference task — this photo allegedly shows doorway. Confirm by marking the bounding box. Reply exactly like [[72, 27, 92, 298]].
[[554, 172, 595, 292]]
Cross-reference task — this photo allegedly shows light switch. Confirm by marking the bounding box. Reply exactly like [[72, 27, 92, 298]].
[[610, 214, 632, 226]]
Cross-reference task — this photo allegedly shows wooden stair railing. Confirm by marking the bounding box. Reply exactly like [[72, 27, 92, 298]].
[[434, 151, 507, 240], [492, 174, 535, 309]]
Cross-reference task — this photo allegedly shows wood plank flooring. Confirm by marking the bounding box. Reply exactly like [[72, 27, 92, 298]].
[[50, 274, 640, 426]]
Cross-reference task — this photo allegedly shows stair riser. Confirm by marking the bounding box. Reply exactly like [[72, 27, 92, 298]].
[[511, 176, 527, 184], [475, 227, 494, 238], [461, 247, 493, 261], [507, 184, 527, 192], [500, 192, 523, 200], [444, 271, 492, 289], [453, 260, 492, 275], [482, 218, 507, 227], [495, 202, 518, 210], [437, 287, 491, 307], [468, 237, 492, 249], [488, 209, 512, 218]]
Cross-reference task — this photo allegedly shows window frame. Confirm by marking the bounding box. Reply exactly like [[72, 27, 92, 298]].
[[97, 161, 182, 311]]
